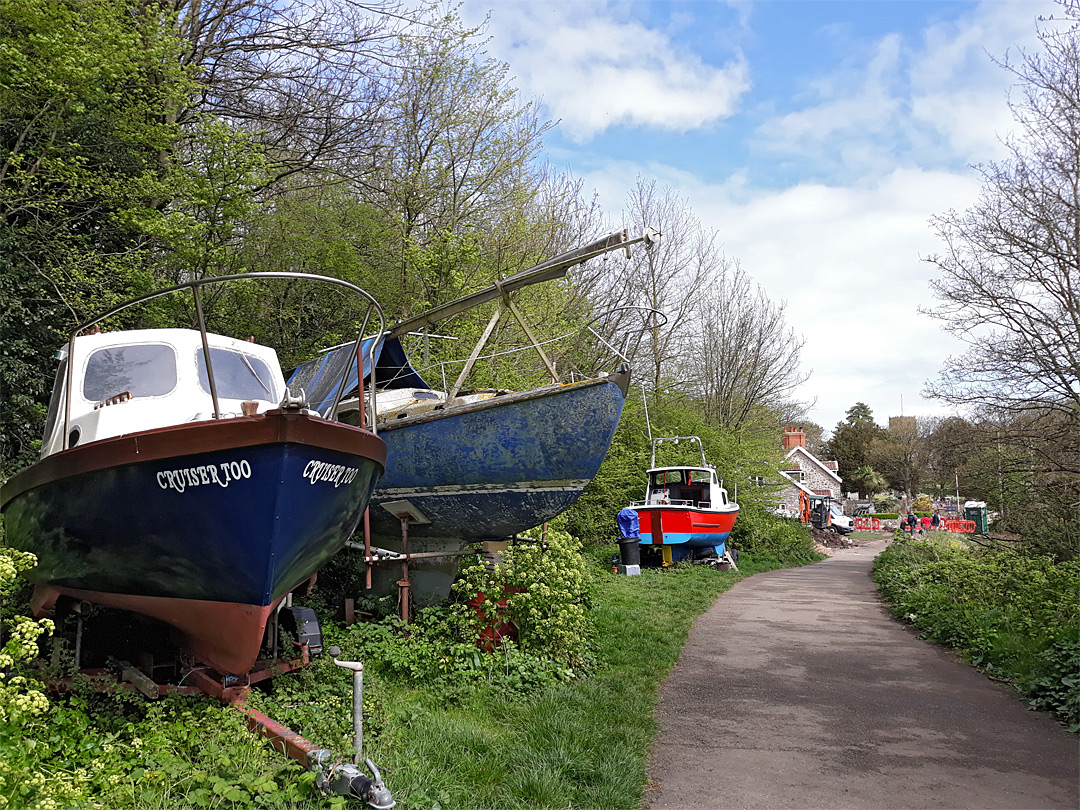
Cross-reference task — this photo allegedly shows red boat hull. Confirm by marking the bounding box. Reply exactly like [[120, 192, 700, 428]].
[[635, 505, 738, 561]]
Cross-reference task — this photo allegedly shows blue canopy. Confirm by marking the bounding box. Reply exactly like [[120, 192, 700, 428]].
[[617, 507, 640, 540], [287, 335, 430, 418]]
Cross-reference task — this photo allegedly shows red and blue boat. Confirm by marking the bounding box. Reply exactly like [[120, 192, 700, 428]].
[[629, 436, 739, 566], [0, 273, 388, 675]]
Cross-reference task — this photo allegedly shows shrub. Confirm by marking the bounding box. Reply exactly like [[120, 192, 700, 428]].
[[728, 506, 818, 564], [452, 522, 596, 671], [913, 495, 934, 512], [1024, 636, 1080, 729], [873, 536, 1080, 727], [0, 548, 53, 725]]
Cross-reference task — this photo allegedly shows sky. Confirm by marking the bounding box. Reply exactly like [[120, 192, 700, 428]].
[[458, 0, 1062, 436]]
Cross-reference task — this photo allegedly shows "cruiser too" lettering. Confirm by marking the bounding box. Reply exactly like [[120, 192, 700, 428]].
[[157, 459, 252, 493], [303, 460, 359, 488]]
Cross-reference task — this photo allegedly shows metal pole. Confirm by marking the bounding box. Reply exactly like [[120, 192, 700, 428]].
[[641, 383, 653, 444], [397, 517, 411, 624], [363, 509, 372, 590], [192, 286, 221, 419], [351, 666, 363, 763]]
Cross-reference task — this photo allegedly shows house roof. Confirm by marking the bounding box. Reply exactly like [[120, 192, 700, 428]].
[[783, 445, 843, 484]]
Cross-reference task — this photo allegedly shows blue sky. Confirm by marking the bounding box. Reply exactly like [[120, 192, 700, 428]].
[[459, 0, 1061, 434]]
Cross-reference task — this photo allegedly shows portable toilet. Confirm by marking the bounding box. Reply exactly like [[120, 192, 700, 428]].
[[963, 500, 988, 534]]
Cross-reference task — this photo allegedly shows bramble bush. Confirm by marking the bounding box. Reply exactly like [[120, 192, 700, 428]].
[[873, 534, 1080, 729]]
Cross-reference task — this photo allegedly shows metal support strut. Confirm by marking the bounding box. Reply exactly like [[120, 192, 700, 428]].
[[396, 516, 411, 624]]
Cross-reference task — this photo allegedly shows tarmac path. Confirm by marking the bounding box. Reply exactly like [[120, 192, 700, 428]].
[[646, 538, 1079, 810]]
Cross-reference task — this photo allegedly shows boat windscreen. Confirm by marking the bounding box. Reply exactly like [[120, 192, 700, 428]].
[[651, 470, 684, 486], [197, 348, 278, 401], [83, 344, 177, 402]]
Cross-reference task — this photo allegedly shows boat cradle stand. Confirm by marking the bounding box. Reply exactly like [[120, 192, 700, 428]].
[[352, 499, 483, 624]]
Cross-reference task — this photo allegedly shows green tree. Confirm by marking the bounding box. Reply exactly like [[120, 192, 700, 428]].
[[828, 403, 886, 483], [870, 418, 930, 503], [847, 465, 888, 500], [0, 0, 194, 472]]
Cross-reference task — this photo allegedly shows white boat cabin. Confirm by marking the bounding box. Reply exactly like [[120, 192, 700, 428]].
[[40, 329, 286, 458], [639, 466, 733, 510]]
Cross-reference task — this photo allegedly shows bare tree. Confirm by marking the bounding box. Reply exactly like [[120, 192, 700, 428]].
[[592, 179, 714, 393], [167, 0, 424, 183], [922, 7, 1079, 556], [691, 261, 809, 430], [923, 11, 1079, 422]]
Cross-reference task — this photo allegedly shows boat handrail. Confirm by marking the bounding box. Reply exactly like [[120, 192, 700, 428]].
[[650, 436, 709, 468], [61, 272, 385, 449], [631, 498, 699, 508]]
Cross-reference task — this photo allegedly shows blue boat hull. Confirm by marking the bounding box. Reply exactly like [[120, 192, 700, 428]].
[[369, 374, 626, 542], [361, 374, 628, 600], [1, 412, 385, 674]]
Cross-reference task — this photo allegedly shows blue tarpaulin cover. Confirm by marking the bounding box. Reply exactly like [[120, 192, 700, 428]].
[[287, 335, 430, 418], [617, 507, 640, 540]]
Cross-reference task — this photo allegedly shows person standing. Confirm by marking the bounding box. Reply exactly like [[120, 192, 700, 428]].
[[931, 511, 940, 530]]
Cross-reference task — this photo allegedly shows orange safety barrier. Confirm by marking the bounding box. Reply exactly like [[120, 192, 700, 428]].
[[944, 519, 977, 533], [854, 517, 882, 531]]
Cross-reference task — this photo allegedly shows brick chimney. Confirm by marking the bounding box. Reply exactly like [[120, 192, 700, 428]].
[[781, 426, 806, 451]]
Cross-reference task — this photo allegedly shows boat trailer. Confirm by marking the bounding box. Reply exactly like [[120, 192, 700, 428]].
[[46, 606, 395, 808]]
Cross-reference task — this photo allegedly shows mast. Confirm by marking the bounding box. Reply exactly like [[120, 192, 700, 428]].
[[386, 228, 659, 339]]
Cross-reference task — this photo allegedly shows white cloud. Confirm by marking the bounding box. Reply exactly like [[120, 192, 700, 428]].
[[464, 1, 750, 141], [752, 0, 1054, 176], [457, 0, 1058, 434], [905, 0, 1053, 158]]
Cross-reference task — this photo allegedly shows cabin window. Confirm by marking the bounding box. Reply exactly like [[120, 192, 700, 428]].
[[83, 344, 177, 402], [197, 348, 278, 401], [651, 471, 684, 486]]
